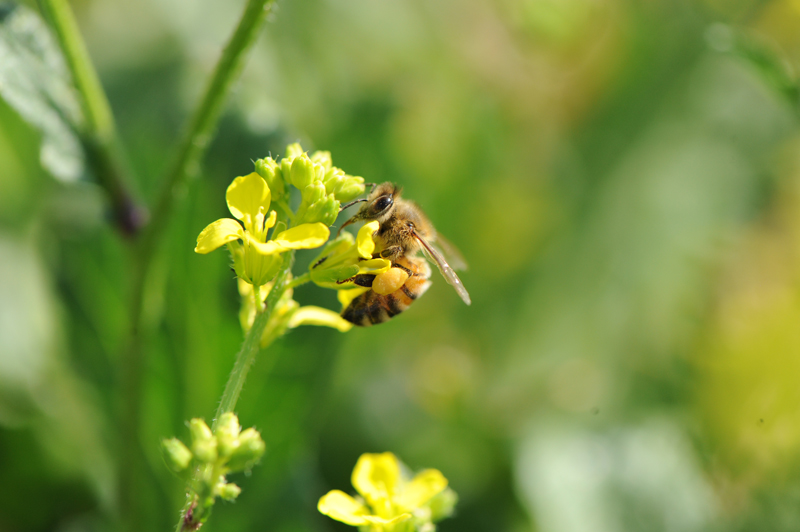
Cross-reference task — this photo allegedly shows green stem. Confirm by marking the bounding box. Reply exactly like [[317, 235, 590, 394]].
[[286, 272, 311, 290], [119, 0, 276, 528], [213, 252, 294, 426], [175, 253, 293, 532], [142, 0, 276, 255], [37, 0, 111, 137], [37, 0, 144, 234]]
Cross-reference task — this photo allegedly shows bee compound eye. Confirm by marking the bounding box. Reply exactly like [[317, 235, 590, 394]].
[[373, 195, 393, 213]]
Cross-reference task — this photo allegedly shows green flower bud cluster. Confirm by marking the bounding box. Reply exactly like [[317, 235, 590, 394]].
[[161, 414, 265, 517], [253, 143, 365, 226]]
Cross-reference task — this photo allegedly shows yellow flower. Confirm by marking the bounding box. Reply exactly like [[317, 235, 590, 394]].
[[318, 452, 455, 532], [310, 220, 391, 291], [195, 172, 330, 286]]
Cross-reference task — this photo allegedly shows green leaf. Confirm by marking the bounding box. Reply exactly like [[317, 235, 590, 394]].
[[0, 3, 85, 181]]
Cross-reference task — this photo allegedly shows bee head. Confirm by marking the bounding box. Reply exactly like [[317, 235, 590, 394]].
[[338, 182, 400, 233]]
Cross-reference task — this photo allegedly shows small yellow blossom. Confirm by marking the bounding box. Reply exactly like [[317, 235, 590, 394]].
[[318, 452, 456, 532], [195, 172, 329, 286]]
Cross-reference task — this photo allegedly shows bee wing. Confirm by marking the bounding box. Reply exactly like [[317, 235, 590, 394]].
[[433, 232, 468, 271], [413, 230, 472, 305]]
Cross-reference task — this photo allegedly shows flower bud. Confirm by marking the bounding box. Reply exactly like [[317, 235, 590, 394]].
[[333, 176, 366, 203], [301, 195, 339, 226], [254, 157, 285, 201], [227, 427, 265, 472], [280, 157, 292, 185], [189, 418, 218, 464], [290, 154, 317, 190], [218, 482, 242, 501], [161, 438, 193, 472], [285, 142, 304, 160], [301, 181, 326, 205], [321, 167, 365, 202], [310, 150, 332, 170], [296, 182, 340, 226], [215, 413, 241, 458]]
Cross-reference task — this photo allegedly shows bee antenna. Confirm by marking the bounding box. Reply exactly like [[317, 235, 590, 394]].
[[339, 198, 368, 212], [364, 182, 377, 193]]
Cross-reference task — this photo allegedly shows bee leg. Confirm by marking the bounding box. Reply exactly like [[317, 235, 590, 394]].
[[373, 246, 403, 260], [390, 263, 415, 276], [336, 274, 376, 287], [353, 274, 377, 287]]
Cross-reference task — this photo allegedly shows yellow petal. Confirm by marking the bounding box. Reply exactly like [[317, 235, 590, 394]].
[[362, 513, 413, 526], [356, 221, 380, 259], [195, 218, 244, 254], [288, 306, 353, 332], [317, 490, 370, 526], [352, 452, 402, 505], [396, 469, 448, 511], [338, 287, 369, 309], [226, 172, 271, 222], [273, 223, 330, 249], [248, 239, 286, 256]]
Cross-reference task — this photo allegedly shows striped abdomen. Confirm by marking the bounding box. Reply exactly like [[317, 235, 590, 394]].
[[342, 256, 431, 326]]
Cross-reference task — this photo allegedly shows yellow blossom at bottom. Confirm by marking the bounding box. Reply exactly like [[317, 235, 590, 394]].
[[318, 452, 457, 532]]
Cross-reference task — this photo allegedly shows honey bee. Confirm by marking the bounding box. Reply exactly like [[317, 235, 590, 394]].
[[335, 182, 471, 326]]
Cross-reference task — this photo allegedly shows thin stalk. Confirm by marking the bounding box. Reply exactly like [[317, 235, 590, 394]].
[[119, 0, 276, 528], [37, 0, 144, 234], [286, 272, 311, 290], [214, 252, 294, 425], [142, 0, 276, 255], [174, 253, 293, 532]]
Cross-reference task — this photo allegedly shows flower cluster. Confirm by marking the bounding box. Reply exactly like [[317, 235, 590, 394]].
[[195, 143, 376, 335], [254, 143, 366, 226], [318, 452, 457, 532], [188, 144, 459, 531], [162, 414, 265, 525]]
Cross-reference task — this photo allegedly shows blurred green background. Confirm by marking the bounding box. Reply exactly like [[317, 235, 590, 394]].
[[4, 0, 800, 530]]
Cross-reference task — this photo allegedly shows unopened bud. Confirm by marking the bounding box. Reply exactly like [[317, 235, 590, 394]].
[[285, 142, 304, 160], [218, 482, 242, 501], [227, 427, 265, 472], [301, 181, 326, 205], [254, 157, 285, 201], [189, 418, 218, 463], [322, 167, 365, 202], [215, 413, 241, 458], [161, 438, 193, 472], [310, 150, 332, 170], [334, 176, 365, 203], [296, 182, 336, 225], [290, 154, 317, 190]]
